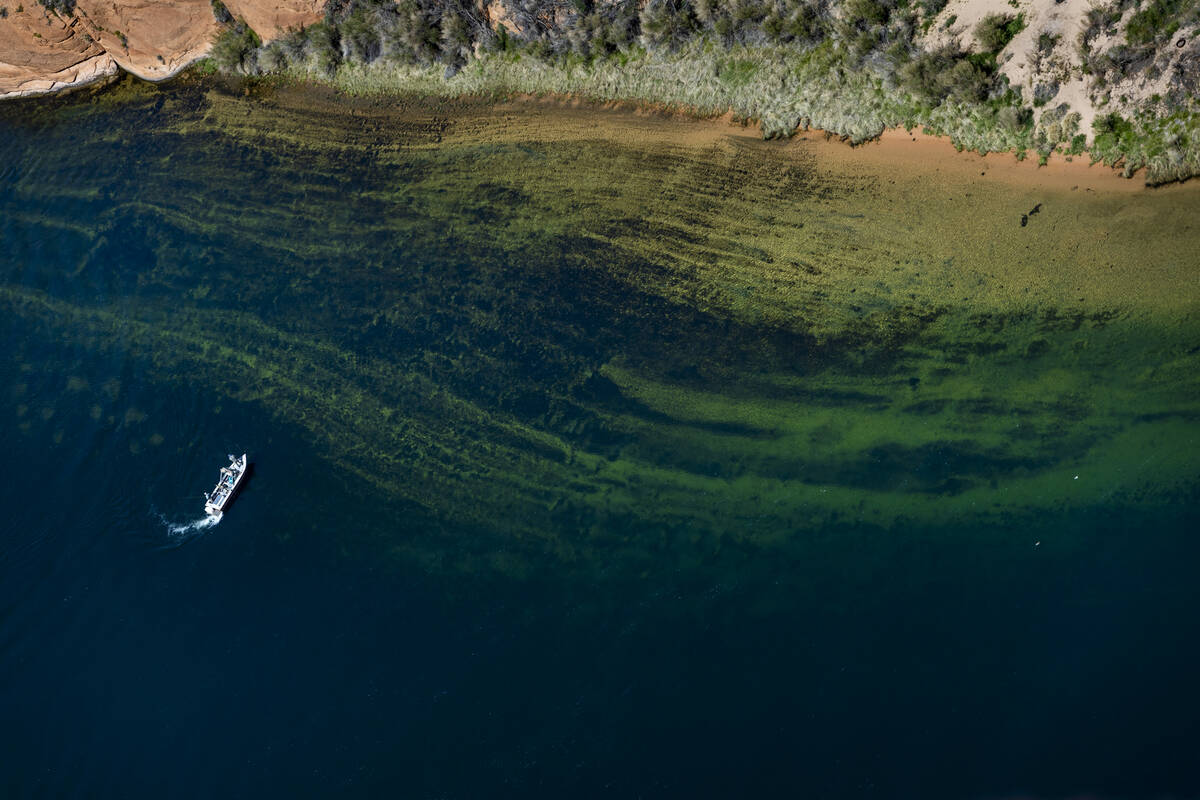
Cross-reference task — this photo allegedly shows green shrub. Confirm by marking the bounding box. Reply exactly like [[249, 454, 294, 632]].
[[256, 41, 288, 72], [839, 0, 897, 55], [441, 11, 472, 62], [975, 12, 1024, 52], [1094, 111, 1134, 138], [920, 0, 948, 18], [339, 6, 382, 62], [385, 0, 440, 64], [1091, 111, 1136, 159], [191, 58, 219, 76], [1125, 0, 1195, 46], [1032, 81, 1058, 105], [210, 0, 233, 25], [566, 1, 638, 57], [210, 19, 262, 74], [843, 0, 890, 28], [493, 24, 514, 52], [1091, 43, 1156, 79], [36, 0, 74, 14], [639, 0, 699, 49], [899, 46, 991, 104], [303, 22, 341, 74], [699, 0, 776, 44], [996, 103, 1032, 133]]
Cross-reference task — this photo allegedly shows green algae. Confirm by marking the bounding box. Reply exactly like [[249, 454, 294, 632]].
[[1, 78, 1198, 575]]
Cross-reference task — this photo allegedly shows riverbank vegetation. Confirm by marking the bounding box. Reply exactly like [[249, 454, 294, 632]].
[[203, 0, 1200, 183]]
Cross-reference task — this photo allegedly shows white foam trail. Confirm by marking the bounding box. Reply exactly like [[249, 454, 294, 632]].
[[163, 512, 221, 536]]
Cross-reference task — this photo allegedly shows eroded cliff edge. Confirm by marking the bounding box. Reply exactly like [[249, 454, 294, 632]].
[[0, 0, 322, 98]]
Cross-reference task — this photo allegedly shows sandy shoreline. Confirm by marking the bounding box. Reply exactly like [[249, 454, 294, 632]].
[[839, 128, 1180, 195], [493, 92, 1194, 195]]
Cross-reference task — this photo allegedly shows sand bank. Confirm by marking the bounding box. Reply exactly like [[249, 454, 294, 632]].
[[492, 92, 1194, 195]]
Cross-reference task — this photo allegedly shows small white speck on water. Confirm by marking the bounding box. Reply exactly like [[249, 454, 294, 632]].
[[1035, 541, 1041, 547], [1074, 475, 1079, 480]]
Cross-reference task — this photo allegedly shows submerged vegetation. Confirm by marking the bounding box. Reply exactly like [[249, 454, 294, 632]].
[[3, 84, 1199, 574], [194, 0, 1200, 183]]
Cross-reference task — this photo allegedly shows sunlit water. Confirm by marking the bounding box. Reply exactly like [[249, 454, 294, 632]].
[[2, 76, 1199, 798]]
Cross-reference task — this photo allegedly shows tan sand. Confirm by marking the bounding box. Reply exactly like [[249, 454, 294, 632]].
[[496, 93, 1193, 194]]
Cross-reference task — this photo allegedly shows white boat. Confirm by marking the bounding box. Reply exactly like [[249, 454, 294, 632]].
[[204, 453, 249, 517]]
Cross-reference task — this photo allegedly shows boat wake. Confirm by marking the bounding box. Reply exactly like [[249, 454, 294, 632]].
[[159, 512, 221, 539]]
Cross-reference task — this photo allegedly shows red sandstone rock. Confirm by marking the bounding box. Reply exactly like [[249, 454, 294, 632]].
[[0, 0, 323, 98], [0, 5, 116, 98]]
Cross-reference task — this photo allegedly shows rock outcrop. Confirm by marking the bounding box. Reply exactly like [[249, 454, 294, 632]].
[[0, 7, 117, 98], [0, 0, 323, 98]]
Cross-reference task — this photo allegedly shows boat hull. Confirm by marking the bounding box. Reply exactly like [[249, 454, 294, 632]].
[[205, 453, 249, 517]]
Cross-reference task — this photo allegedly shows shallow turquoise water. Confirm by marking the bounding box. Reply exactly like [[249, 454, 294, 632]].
[[1, 78, 1199, 797]]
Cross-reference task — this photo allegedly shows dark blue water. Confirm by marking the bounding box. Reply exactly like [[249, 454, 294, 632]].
[[3, 79, 1200, 798]]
